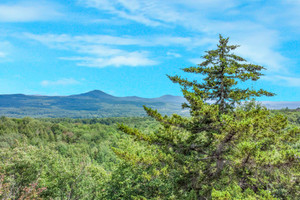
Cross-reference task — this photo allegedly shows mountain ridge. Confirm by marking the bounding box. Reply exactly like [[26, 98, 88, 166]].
[[0, 90, 299, 118], [0, 90, 187, 118], [12, 90, 183, 100], [71, 90, 116, 98]]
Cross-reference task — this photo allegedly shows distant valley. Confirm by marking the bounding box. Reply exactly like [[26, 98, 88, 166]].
[[0, 90, 298, 118]]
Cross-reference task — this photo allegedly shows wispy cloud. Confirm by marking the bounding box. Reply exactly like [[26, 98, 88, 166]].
[[231, 30, 288, 73], [0, 51, 5, 58], [15, 0, 299, 75], [79, 0, 240, 27], [78, 0, 241, 28], [189, 58, 202, 65], [24, 32, 223, 68], [0, 1, 63, 22], [60, 51, 157, 68], [23, 31, 288, 72], [23, 33, 212, 48], [264, 75, 300, 87], [188, 30, 287, 73], [41, 78, 80, 86], [167, 52, 181, 58], [25, 33, 159, 68], [78, 0, 169, 26], [0, 41, 13, 61], [77, 0, 291, 74]]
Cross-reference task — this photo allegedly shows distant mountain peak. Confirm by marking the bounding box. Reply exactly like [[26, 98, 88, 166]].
[[75, 90, 115, 98], [85, 90, 106, 94], [155, 94, 186, 103], [160, 94, 177, 98]]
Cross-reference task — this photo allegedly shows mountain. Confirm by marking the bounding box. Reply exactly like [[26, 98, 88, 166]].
[[153, 95, 186, 103], [0, 90, 187, 118], [0, 90, 298, 118], [260, 101, 300, 109], [72, 90, 115, 99]]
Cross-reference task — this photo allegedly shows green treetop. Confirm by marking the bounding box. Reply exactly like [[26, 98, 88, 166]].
[[168, 34, 274, 113], [112, 35, 299, 200]]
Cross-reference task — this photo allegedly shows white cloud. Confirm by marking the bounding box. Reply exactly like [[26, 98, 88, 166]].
[[231, 30, 288, 73], [41, 78, 80, 86], [78, 0, 240, 28], [0, 1, 63, 22], [77, 0, 293, 74], [78, 0, 173, 26], [167, 52, 181, 58], [24, 33, 210, 48], [25, 33, 159, 67], [0, 41, 13, 61], [189, 58, 202, 65], [22, 0, 300, 74], [24, 30, 288, 71], [79, 0, 241, 27], [0, 51, 5, 58], [264, 75, 300, 87], [60, 51, 157, 68], [253, 1, 300, 31], [24, 32, 223, 67]]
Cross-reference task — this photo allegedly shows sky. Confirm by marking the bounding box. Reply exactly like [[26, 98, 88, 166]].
[[0, 0, 299, 101]]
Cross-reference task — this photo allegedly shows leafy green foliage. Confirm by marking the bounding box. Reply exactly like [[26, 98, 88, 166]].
[[0, 111, 298, 199], [0, 172, 46, 200], [0, 116, 159, 199]]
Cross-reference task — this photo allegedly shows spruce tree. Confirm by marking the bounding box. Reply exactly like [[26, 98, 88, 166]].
[[113, 35, 300, 199], [168, 34, 274, 113]]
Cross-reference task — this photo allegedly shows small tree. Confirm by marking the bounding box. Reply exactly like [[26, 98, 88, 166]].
[[114, 35, 300, 199]]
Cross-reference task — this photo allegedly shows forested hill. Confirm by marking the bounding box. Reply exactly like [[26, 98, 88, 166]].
[[0, 90, 299, 118], [0, 90, 188, 118]]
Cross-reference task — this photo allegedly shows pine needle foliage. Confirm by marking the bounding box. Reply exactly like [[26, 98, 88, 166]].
[[115, 35, 300, 199], [168, 35, 275, 113]]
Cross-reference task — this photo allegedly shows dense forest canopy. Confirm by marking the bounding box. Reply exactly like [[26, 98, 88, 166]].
[[0, 113, 299, 199], [0, 117, 159, 199]]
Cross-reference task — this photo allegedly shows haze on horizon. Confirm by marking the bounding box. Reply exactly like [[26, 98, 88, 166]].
[[0, 0, 299, 101]]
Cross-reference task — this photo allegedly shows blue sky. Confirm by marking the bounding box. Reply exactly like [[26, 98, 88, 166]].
[[0, 0, 299, 101]]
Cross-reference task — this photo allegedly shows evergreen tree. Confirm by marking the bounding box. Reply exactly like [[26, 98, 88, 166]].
[[115, 35, 300, 199], [168, 34, 274, 113]]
